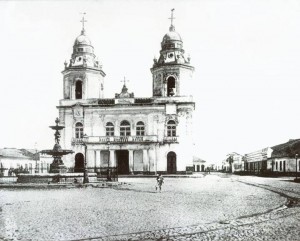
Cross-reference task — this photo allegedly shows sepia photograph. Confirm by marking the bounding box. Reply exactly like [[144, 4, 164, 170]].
[[0, 0, 300, 240]]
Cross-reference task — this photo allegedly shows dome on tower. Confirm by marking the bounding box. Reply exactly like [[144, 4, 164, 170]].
[[160, 24, 183, 52], [153, 10, 192, 67], [74, 30, 92, 46], [162, 29, 182, 43]]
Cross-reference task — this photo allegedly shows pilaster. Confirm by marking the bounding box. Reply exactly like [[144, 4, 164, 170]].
[[109, 150, 115, 167], [143, 149, 149, 173], [129, 150, 134, 174]]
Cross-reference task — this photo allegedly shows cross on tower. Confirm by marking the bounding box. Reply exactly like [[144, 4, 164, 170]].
[[169, 8, 175, 26], [80, 12, 87, 33], [121, 76, 129, 86]]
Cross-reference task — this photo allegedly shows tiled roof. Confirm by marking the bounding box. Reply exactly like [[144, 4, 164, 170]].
[[193, 156, 206, 163], [271, 139, 300, 158], [0, 148, 38, 160]]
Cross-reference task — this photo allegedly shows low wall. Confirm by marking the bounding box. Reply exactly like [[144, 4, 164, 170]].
[[0, 177, 17, 183], [17, 173, 97, 184]]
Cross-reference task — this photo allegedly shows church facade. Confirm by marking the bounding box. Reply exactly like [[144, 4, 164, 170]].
[[58, 13, 195, 175]]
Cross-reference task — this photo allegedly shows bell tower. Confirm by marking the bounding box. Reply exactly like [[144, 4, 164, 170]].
[[62, 14, 106, 100], [151, 9, 194, 97]]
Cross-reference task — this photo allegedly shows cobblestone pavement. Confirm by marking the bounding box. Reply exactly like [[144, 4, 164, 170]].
[[0, 174, 299, 241]]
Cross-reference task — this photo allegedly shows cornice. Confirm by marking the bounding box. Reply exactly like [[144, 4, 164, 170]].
[[62, 67, 106, 77]]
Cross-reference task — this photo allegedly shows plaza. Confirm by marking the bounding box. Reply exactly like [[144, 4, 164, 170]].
[[0, 173, 300, 240]]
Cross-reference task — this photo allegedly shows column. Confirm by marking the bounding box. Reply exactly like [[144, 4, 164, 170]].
[[95, 150, 101, 172], [71, 85, 74, 99], [149, 147, 156, 174], [87, 149, 94, 171], [143, 149, 149, 173], [129, 150, 134, 174], [109, 150, 115, 167], [154, 145, 158, 174]]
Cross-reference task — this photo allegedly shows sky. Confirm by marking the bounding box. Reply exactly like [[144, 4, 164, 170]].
[[1, 0, 300, 163]]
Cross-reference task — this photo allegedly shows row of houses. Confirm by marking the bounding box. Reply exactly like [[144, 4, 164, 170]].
[[0, 148, 52, 177], [221, 139, 300, 175]]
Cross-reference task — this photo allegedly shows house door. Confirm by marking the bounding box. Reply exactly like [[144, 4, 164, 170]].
[[167, 152, 176, 174]]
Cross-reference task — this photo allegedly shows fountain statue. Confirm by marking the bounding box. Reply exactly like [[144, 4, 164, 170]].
[[40, 118, 74, 173]]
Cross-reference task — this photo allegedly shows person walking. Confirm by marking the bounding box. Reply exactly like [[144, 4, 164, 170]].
[[155, 174, 159, 190], [155, 173, 164, 192]]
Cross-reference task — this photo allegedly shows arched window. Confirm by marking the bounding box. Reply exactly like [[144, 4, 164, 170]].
[[136, 121, 145, 136], [75, 122, 84, 139], [167, 120, 176, 137], [75, 80, 82, 99], [167, 76, 176, 96], [106, 122, 114, 136], [120, 120, 131, 136]]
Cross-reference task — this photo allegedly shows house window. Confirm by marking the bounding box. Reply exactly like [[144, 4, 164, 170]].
[[136, 121, 145, 136], [106, 122, 114, 136], [276, 162, 278, 170], [167, 120, 176, 137], [75, 122, 84, 138], [120, 120, 131, 136], [280, 161, 282, 171]]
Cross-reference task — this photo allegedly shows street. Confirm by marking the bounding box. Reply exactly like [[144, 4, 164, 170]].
[[0, 173, 299, 241]]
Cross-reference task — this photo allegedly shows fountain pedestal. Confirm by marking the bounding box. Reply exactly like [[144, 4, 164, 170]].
[[50, 163, 68, 174]]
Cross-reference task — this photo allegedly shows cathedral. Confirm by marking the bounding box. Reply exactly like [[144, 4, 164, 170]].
[[58, 11, 195, 175]]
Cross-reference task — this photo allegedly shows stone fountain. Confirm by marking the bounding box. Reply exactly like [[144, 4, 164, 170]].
[[17, 118, 97, 184], [40, 118, 73, 173]]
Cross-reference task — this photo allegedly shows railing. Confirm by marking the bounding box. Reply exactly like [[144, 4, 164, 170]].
[[97, 167, 118, 182], [84, 135, 158, 144], [71, 138, 84, 145], [67, 167, 118, 182], [72, 135, 179, 144], [163, 136, 179, 143]]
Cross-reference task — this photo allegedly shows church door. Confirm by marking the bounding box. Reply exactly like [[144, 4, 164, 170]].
[[116, 150, 129, 174], [167, 152, 177, 174], [74, 153, 84, 172]]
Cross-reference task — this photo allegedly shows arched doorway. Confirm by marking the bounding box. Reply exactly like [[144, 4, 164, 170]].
[[74, 153, 84, 172], [167, 152, 177, 174]]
